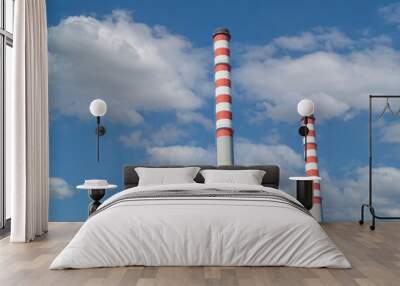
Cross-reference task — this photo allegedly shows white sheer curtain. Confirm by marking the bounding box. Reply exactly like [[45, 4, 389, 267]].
[[8, 0, 49, 242]]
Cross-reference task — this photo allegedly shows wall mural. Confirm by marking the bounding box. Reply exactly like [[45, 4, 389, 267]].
[[48, 0, 400, 222]]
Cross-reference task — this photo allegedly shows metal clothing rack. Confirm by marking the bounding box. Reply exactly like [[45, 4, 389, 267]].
[[359, 95, 400, 230]]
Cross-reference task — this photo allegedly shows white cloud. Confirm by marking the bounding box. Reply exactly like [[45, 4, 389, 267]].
[[235, 31, 400, 122], [146, 145, 215, 165], [145, 139, 303, 171], [273, 28, 353, 52], [119, 130, 144, 147], [176, 111, 213, 130], [48, 11, 211, 126], [379, 2, 400, 27], [49, 177, 74, 199], [261, 129, 281, 145], [381, 122, 400, 143], [234, 138, 303, 173], [323, 166, 400, 220], [239, 28, 353, 63], [150, 124, 188, 146], [234, 138, 303, 193], [119, 124, 188, 148]]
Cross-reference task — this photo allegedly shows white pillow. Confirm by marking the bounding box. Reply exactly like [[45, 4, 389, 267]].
[[135, 167, 200, 186], [200, 169, 266, 185]]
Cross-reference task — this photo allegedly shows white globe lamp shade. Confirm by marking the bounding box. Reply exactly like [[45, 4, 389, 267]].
[[90, 99, 107, 117], [297, 99, 315, 117]]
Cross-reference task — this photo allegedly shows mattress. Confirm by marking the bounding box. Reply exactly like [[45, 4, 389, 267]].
[[50, 183, 351, 269]]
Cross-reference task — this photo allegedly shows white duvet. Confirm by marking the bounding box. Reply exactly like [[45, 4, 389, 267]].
[[50, 183, 350, 269]]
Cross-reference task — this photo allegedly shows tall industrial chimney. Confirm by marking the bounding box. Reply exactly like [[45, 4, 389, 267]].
[[301, 115, 322, 221], [213, 27, 234, 166]]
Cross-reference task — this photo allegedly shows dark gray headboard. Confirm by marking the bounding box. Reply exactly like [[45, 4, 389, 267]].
[[123, 165, 280, 189]]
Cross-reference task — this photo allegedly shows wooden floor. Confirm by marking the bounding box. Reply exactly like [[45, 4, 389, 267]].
[[0, 222, 399, 286]]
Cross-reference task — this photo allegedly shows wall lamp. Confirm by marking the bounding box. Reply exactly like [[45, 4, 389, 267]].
[[89, 99, 107, 162], [297, 99, 315, 162]]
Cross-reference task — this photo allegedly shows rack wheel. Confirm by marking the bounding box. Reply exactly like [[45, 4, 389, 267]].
[[358, 220, 364, 225], [370, 225, 375, 231]]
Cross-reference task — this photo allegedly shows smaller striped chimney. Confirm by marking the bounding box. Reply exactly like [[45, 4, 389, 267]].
[[213, 27, 234, 166], [301, 116, 322, 221]]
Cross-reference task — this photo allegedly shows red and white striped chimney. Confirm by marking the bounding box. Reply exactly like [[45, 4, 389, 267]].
[[302, 116, 322, 221], [213, 27, 234, 166]]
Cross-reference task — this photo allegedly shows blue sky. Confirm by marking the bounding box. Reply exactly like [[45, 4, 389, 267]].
[[47, 0, 400, 221], [47, 1, 397, 44]]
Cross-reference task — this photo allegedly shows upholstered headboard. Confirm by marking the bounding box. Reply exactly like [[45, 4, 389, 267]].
[[123, 165, 280, 189]]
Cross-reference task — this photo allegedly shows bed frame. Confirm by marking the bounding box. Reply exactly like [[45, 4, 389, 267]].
[[123, 165, 280, 189]]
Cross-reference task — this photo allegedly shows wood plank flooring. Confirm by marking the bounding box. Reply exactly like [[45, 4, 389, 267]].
[[0, 222, 399, 286]]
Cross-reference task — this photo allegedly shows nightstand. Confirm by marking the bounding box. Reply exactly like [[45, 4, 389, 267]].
[[77, 180, 117, 216], [289, 176, 321, 210]]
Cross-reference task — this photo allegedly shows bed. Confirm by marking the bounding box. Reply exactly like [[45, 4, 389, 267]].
[[50, 165, 350, 269]]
